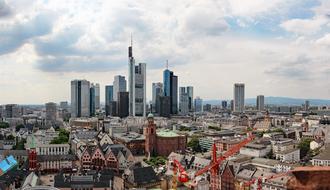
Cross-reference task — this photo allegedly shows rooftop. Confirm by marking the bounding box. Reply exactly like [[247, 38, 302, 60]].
[[157, 130, 180, 137]]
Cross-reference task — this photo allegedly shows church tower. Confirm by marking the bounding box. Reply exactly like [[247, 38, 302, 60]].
[[144, 113, 157, 157]]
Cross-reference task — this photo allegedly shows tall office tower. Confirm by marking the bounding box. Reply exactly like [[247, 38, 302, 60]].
[[158, 96, 171, 118], [163, 68, 178, 114], [113, 75, 127, 101], [233, 83, 245, 113], [71, 79, 90, 118], [105, 85, 114, 116], [304, 100, 310, 111], [134, 63, 146, 117], [117, 92, 129, 118], [187, 86, 194, 112], [94, 83, 100, 110], [90, 83, 96, 116], [179, 87, 189, 115], [230, 100, 234, 111], [4, 104, 20, 118], [45, 102, 57, 122], [194, 97, 203, 113], [221, 101, 227, 109], [128, 38, 135, 117], [256, 95, 265, 111], [128, 39, 146, 117], [152, 83, 163, 113]]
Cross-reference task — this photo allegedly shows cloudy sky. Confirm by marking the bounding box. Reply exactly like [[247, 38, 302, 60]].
[[0, 0, 329, 104]]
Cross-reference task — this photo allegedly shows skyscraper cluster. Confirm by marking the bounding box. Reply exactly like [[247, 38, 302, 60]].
[[71, 80, 100, 118]]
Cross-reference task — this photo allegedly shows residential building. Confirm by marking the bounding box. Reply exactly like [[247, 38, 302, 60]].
[[271, 138, 300, 163], [257, 95, 265, 111], [312, 144, 330, 166], [71, 79, 90, 117], [113, 75, 126, 102], [234, 83, 245, 112]]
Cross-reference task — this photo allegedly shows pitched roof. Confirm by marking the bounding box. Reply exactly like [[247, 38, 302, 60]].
[[131, 166, 159, 185]]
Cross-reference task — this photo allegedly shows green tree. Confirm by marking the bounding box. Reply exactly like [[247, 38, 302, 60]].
[[50, 128, 70, 144], [298, 138, 312, 158], [188, 136, 202, 152], [0, 122, 9, 129], [13, 139, 26, 150], [6, 135, 15, 140], [15, 124, 25, 132]]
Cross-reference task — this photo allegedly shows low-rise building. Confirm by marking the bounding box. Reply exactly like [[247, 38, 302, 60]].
[[312, 144, 330, 166]]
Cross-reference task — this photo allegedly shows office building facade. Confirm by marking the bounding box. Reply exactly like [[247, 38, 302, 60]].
[[194, 97, 203, 113], [179, 87, 189, 115], [71, 79, 90, 118], [134, 63, 146, 117], [128, 41, 146, 117], [90, 83, 96, 116], [187, 86, 194, 112], [222, 101, 227, 109], [113, 75, 127, 102], [4, 104, 20, 118], [105, 85, 114, 116], [118, 92, 129, 118], [163, 69, 178, 114], [256, 95, 265, 111], [45, 102, 57, 122], [233, 83, 245, 113], [94, 83, 100, 110], [152, 83, 163, 113]]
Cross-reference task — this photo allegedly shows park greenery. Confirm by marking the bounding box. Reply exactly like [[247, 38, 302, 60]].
[[298, 138, 313, 159], [188, 136, 202, 152], [50, 128, 70, 144], [143, 156, 167, 167], [0, 122, 9, 129]]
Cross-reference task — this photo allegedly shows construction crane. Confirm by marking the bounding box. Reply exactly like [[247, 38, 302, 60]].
[[170, 159, 190, 189], [169, 130, 255, 190]]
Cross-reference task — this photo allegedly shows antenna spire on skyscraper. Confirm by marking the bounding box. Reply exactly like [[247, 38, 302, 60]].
[[166, 60, 169, 69], [130, 33, 133, 47]]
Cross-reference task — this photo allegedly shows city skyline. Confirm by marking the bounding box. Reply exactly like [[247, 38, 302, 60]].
[[0, 0, 330, 104]]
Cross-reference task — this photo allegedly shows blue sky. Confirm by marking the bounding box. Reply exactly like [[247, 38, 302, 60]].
[[0, 0, 329, 104]]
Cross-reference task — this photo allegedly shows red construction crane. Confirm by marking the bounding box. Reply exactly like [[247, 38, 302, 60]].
[[194, 132, 255, 177]]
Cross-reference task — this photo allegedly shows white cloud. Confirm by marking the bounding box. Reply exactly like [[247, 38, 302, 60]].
[[280, 16, 329, 35], [316, 33, 330, 47]]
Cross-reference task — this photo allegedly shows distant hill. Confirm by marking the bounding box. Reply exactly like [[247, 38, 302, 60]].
[[204, 97, 330, 106]]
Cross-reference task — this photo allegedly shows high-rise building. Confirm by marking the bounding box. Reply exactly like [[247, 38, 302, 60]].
[[94, 83, 100, 110], [203, 104, 212, 112], [233, 83, 245, 113], [221, 101, 227, 109], [117, 91, 129, 118], [113, 75, 127, 102], [152, 83, 163, 113], [90, 83, 96, 116], [59, 101, 69, 110], [4, 104, 20, 118], [158, 96, 171, 118], [194, 97, 203, 113], [71, 79, 90, 118], [179, 87, 189, 115], [304, 100, 310, 111], [134, 63, 146, 117], [163, 68, 178, 114], [45, 102, 57, 122], [256, 95, 265, 111], [187, 86, 194, 112], [128, 40, 146, 117], [230, 100, 234, 111], [105, 85, 114, 116]]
